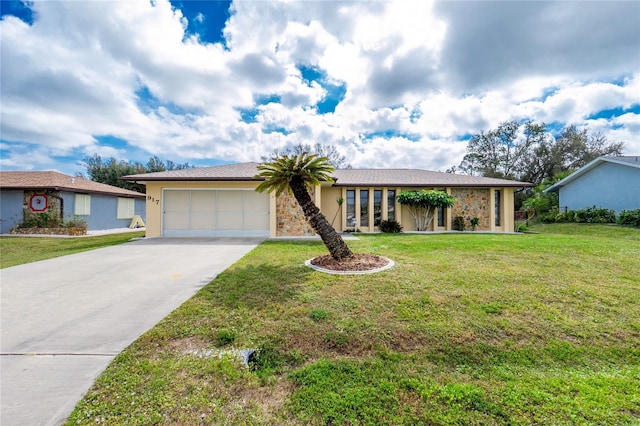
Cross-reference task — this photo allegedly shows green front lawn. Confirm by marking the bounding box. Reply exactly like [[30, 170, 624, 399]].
[[68, 224, 640, 425], [0, 231, 145, 268]]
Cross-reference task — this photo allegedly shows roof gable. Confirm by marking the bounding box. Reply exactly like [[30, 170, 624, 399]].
[[545, 156, 640, 193], [0, 171, 145, 198]]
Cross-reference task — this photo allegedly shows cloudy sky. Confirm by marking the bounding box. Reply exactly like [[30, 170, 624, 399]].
[[1, 0, 639, 175]]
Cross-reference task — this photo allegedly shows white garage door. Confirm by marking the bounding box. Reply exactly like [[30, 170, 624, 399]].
[[163, 189, 270, 237]]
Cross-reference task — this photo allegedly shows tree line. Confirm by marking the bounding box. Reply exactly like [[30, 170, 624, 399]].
[[78, 154, 194, 193], [453, 121, 624, 186]]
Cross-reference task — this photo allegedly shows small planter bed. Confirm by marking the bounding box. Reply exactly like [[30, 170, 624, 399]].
[[10, 227, 87, 236]]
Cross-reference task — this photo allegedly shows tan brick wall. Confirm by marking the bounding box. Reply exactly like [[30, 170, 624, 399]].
[[276, 188, 315, 236], [451, 188, 491, 230]]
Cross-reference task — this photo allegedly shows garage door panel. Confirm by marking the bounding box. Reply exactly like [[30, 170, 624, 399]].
[[163, 191, 190, 231], [191, 191, 216, 210], [218, 191, 243, 211], [164, 190, 189, 212], [164, 212, 189, 230], [244, 213, 270, 230]]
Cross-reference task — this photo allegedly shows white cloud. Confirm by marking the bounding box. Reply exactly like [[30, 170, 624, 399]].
[[0, 0, 638, 175]]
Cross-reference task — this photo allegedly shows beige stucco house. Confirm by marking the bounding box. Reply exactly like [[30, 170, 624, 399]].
[[122, 162, 532, 238]]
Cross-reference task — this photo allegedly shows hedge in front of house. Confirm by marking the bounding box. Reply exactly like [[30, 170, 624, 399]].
[[540, 206, 617, 224], [617, 209, 640, 227]]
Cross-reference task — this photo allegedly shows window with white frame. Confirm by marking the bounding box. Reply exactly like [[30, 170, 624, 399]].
[[75, 194, 91, 215], [117, 197, 135, 219]]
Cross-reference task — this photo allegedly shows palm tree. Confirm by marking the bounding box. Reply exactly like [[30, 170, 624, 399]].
[[256, 153, 353, 261]]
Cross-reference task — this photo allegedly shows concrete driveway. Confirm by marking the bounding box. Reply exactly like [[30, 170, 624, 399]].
[[0, 237, 263, 426]]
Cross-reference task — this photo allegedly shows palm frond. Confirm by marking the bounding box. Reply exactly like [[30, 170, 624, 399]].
[[255, 152, 335, 195]]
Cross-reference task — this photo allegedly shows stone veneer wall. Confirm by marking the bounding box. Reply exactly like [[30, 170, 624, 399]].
[[22, 190, 62, 224], [276, 188, 315, 236], [450, 188, 491, 230]]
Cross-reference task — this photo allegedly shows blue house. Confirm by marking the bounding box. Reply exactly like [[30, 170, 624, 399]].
[[0, 171, 146, 234], [545, 156, 640, 213]]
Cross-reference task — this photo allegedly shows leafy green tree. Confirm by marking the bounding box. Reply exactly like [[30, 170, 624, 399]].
[[79, 154, 194, 192], [80, 154, 144, 192], [256, 153, 353, 260], [459, 120, 546, 180], [396, 190, 456, 231], [458, 121, 624, 186], [262, 143, 351, 169]]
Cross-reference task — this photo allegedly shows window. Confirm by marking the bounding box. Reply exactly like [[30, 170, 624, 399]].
[[346, 190, 356, 227], [360, 190, 369, 227], [494, 190, 501, 226], [437, 207, 444, 227], [75, 194, 91, 215], [117, 197, 135, 219], [387, 190, 396, 221], [437, 188, 445, 227], [373, 190, 382, 226]]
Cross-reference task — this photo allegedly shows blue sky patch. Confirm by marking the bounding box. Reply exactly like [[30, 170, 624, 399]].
[[237, 107, 258, 123], [363, 130, 421, 141], [410, 106, 423, 123], [237, 94, 282, 124], [94, 135, 130, 150], [587, 105, 640, 121], [0, 0, 34, 24], [263, 125, 292, 136], [169, 0, 231, 45], [255, 93, 281, 105], [135, 86, 198, 116], [545, 121, 566, 136], [298, 64, 346, 114]]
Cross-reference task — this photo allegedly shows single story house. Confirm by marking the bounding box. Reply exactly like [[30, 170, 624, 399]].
[[0, 171, 146, 234], [122, 162, 531, 238], [544, 156, 640, 213]]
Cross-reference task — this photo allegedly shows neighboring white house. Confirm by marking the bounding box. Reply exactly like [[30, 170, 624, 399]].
[[545, 156, 640, 213]]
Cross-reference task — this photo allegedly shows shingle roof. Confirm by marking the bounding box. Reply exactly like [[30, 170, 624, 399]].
[[122, 163, 263, 181], [545, 155, 640, 193], [0, 171, 145, 198], [122, 162, 531, 187], [331, 169, 531, 187]]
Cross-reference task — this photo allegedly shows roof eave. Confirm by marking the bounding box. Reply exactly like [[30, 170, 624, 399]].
[[0, 185, 144, 198], [121, 177, 264, 182], [331, 182, 533, 188]]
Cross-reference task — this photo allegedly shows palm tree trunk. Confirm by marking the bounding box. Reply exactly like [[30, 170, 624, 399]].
[[290, 177, 353, 260]]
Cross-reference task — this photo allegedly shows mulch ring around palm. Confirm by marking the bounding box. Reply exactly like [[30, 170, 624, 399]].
[[310, 253, 391, 272]]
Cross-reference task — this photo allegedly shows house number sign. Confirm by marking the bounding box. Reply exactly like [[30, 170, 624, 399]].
[[29, 194, 49, 212]]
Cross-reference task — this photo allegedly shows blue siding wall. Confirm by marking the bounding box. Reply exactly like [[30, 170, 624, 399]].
[[559, 162, 640, 213], [135, 198, 146, 221], [0, 190, 24, 234], [64, 192, 146, 230]]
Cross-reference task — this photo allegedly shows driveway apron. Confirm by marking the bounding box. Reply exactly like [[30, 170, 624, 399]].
[[0, 237, 263, 426]]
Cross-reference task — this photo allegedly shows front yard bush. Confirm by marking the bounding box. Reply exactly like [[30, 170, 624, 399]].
[[378, 219, 403, 233], [16, 212, 87, 229], [542, 206, 616, 224], [617, 209, 640, 227]]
